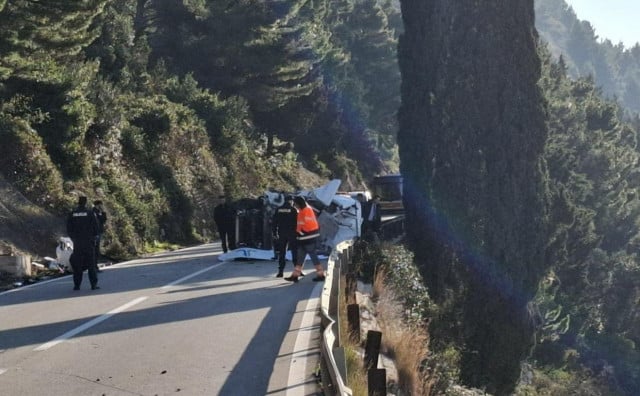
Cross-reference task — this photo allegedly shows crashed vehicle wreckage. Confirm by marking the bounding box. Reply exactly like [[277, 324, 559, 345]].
[[48, 180, 364, 268], [218, 179, 363, 261]]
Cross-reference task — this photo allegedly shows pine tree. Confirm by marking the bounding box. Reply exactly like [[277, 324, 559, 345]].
[[0, 0, 107, 80], [148, 0, 327, 153], [341, 0, 401, 160], [0, 1, 108, 178], [537, 46, 640, 393], [84, 0, 149, 86]]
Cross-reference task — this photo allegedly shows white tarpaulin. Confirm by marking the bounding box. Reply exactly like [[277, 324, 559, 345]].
[[305, 179, 341, 207], [218, 247, 328, 263]]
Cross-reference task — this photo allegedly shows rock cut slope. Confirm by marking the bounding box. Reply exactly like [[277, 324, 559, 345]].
[[0, 175, 64, 257]]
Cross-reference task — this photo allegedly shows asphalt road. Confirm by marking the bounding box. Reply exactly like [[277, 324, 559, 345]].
[[0, 243, 323, 395]]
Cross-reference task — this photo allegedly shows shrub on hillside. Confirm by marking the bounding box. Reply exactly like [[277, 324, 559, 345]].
[[0, 116, 66, 210]]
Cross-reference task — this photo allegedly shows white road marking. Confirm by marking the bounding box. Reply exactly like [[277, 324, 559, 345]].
[[34, 297, 148, 351], [0, 277, 62, 296], [161, 262, 225, 289], [0, 368, 7, 375], [33, 259, 227, 352], [286, 282, 322, 395]]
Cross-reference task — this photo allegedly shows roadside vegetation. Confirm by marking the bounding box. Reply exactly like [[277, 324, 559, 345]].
[[0, 1, 401, 260], [342, 240, 459, 395], [2, 1, 640, 394]]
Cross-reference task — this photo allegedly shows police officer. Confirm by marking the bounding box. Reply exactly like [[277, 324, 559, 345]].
[[363, 195, 382, 239], [272, 195, 298, 277], [214, 197, 237, 253], [67, 196, 100, 290]]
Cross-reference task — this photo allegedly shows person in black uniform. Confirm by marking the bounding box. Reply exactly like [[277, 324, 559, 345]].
[[214, 197, 237, 253], [92, 200, 107, 272], [67, 196, 100, 290], [363, 194, 382, 239], [272, 195, 298, 277]]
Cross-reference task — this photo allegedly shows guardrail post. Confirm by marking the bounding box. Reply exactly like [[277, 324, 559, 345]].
[[342, 250, 350, 273], [329, 263, 340, 315], [364, 330, 382, 369], [344, 241, 357, 307], [342, 251, 349, 273], [345, 272, 357, 305], [347, 303, 360, 343], [368, 368, 386, 396], [332, 261, 342, 348]]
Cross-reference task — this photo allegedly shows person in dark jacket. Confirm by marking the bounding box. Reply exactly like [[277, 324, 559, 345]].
[[363, 195, 382, 239], [92, 200, 107, 272], [272, 195, 298, 277], [67, 196, 100, 290], [214, 197, 237, 253]]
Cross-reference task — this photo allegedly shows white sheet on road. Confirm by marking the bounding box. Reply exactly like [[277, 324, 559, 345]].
[[217, 247, 327, 262]]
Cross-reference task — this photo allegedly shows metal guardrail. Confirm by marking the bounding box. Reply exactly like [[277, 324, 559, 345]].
[[319, 216, 404, 395], [319, 240, 353, 395], [380, 214, 405, 241]]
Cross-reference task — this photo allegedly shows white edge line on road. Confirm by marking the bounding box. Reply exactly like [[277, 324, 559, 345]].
[[0, 245, 225, 297], [0, 276, 63, 296], [286, 282, 322, 396], [34, 296, 148, 351], [0, 368, 7, 376], [161, 261, 225, 289]]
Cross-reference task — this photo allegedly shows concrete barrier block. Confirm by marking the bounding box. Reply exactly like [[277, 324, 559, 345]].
[[17, 255, 31, 276], [0, 255, 15, 272], [0, 255, 31, 276]]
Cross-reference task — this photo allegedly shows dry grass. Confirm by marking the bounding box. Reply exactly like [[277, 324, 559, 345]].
[[338, 275, 368, 395], [336, 255, 441, 395], [373, 269, 437, 395], [344, 347, 368, 396], [344, 277, 436, 396]]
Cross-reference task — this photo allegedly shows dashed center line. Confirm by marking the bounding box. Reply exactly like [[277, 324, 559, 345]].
[[32, 261, 226, 352], [34, 296, 149, 351], [161, 262, 225, 289]]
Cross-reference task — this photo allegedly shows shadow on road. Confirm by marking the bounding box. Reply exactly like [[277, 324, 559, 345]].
[[0, 243, 323, 395]]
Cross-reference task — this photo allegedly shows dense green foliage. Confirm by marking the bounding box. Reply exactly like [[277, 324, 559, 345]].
[[0, 0, 402, 258], [519, 47, 640, 396], [536, 0, 640, 115], [398, 1, 548, 394], [397, 1, 640, 395], [4, 0, 639, 394]]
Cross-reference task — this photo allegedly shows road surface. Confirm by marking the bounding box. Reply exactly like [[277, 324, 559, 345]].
[[0, 243, 323, 395]]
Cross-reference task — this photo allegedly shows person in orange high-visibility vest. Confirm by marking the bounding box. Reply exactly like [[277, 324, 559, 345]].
[[284, 196, 325, 282]]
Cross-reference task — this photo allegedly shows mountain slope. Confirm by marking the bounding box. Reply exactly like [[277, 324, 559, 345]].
[[0, 175, 64, 257], [535, 0, 640, 115]]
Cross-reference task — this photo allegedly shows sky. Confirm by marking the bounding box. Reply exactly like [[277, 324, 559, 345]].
[[564, 0, 640, 48]]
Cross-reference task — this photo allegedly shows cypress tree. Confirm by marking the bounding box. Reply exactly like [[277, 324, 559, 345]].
[[398, 0, 548, 393]]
